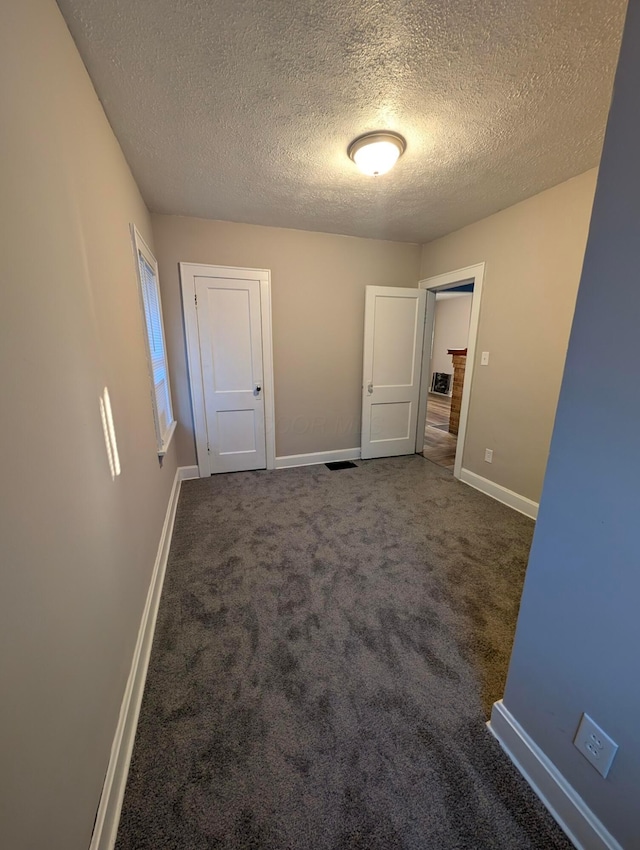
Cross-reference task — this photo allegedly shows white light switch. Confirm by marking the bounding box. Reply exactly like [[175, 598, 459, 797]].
[[481, 351, 490, 365]]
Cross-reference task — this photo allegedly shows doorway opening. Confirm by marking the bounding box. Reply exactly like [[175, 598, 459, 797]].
[[415, 263, 485, 479], [422, 287, 473, 470]]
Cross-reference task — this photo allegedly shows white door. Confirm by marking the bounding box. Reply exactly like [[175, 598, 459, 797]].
[[193, 273, 266, 473], [361, 286, 427, 459]]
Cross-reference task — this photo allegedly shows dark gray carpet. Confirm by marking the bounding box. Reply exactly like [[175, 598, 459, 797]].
[[116, 455, 572, 850]]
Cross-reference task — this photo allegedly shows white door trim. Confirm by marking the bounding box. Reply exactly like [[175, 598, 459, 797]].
[[417, 262, 485, 480], [179, 263, 276, 477]]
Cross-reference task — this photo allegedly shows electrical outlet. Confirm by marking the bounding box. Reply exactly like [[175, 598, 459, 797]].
[[573, 713, 618, 778], [484, 448, 493, 463], [481, 351, 490, 365]]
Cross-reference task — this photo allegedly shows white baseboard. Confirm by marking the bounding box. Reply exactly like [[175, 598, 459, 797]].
[[275, 447, 361, 469], [459, 468, 539, 519], [489, 701, 622, 850], [90, 464, 189, 850], [178, 464, 199, 481]]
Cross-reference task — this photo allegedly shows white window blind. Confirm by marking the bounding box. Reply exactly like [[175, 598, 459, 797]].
[[132, 226, 176, 455]]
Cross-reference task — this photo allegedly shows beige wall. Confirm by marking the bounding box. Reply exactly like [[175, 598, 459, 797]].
[[430, 294, 473, 386], [420, 169, 597, 502], [0, 2, 178, 849], [152, 215, 422, 463]]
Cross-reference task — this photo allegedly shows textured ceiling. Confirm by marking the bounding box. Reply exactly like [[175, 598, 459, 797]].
[[57, 0, 626, 243]]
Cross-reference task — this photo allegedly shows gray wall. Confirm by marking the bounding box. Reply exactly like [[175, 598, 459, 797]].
[[0, 1, 178, 848], [151, 214, 422, 464], [421, 169, 598, 503], [502, 2, 640, 846]]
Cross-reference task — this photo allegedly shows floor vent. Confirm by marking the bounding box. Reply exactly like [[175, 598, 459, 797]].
[[325, 461, 358, 471]]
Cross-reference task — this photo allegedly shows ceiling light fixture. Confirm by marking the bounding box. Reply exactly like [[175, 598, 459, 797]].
[[348, 131, 406, 176]]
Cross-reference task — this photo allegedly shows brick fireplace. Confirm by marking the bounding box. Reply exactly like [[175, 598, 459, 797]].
[[447, 348, 467, 435]]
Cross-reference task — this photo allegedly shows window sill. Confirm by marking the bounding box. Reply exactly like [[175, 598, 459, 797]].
[[158, 419, 177, 457]]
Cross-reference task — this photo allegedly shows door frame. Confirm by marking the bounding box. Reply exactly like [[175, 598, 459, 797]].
[[416, 262, 485, 479], [180, 263, 276, 477]]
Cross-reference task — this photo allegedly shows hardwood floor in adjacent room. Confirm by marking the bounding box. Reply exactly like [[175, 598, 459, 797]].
[[422, 392, 458, 470]]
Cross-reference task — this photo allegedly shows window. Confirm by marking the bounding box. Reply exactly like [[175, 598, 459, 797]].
[[132, 225, 176, 455]]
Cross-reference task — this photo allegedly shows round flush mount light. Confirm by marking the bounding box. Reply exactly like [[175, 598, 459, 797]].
[[348, 131, 407, 176]]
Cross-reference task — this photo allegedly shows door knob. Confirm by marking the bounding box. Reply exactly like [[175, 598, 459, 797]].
[[367, 382, 374, 395], [254, 385, 262, 395]]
